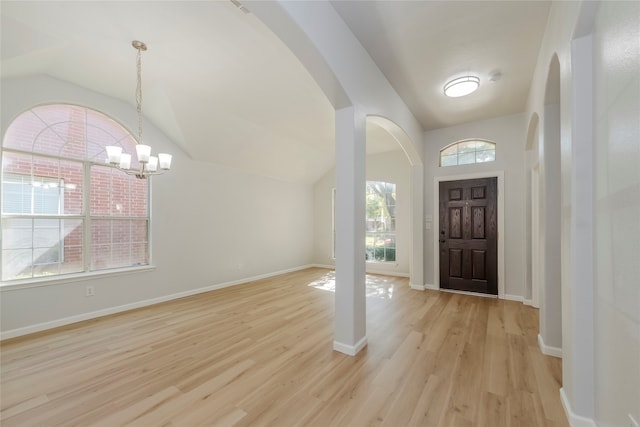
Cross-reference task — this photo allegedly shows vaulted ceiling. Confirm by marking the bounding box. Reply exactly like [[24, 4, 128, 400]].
[[1, 1, 551, 183]]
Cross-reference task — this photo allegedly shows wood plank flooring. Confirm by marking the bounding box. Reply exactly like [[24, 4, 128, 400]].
[[0, 268, 568, 426]]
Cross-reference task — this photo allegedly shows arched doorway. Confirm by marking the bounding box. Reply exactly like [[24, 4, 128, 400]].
[[539, 54, 562, 356], [367, 115, 423, 290]]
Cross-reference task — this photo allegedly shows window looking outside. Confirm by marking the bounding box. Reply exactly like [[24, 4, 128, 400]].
[[440, 139, 496, 167], [366, 181, 396, 262], [331, 182, 397, 262], [1, 104, 149, 282]]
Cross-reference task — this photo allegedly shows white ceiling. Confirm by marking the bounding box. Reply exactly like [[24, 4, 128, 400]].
[[1, 1, 551, 183], [331, 0, 551, 131]]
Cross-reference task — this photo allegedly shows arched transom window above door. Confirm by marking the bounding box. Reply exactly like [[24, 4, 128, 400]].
[[440, 139, 496, 167]]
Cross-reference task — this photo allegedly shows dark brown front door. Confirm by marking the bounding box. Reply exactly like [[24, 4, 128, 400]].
[[439, 177, 498, 295]]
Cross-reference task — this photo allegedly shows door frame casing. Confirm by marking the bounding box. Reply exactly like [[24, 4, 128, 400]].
[[433, 171, 505, 299]]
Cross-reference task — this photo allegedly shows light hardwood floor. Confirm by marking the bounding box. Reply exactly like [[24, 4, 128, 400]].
[[1, 268, 568, 426]]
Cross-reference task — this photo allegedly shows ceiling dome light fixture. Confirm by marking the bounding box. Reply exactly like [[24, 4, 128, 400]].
[[444, 75, 480, 98], [106, 40, 172, 179]]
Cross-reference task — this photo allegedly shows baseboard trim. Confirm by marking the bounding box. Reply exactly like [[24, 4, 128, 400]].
[[333, 336, 368, 356], [366, 269, 410, 278], [440, 288, 498, 299], [310, 264, 409, 279], [424, 283, 439, 291], [538, 333, 563, 358], [1, 264, 316, 341], [311, 264, 334, 270], [560, 388, 597, 427], [504, 294, 524, 302], [410, 283, 425, 291], [523, 298, 534, 306]]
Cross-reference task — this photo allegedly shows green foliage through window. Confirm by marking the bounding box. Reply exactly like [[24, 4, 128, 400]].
[[365, 181, 396, 262]]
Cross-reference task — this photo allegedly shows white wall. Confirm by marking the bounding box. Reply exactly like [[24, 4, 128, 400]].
[[592, 1, 640, 425], [313, 149, 411, 277], [423, 113, 526, 298], [0, 76, 315, 337], [525, 1, 640, 425]]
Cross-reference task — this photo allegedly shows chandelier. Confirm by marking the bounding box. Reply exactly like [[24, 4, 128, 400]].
[[106, 40, 172, 179]]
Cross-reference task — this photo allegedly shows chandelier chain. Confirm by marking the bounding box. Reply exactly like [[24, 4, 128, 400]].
[[136, 45, 143, 145]]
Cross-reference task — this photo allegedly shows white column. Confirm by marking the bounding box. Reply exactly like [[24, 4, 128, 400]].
[[333, 105, 367, 356]]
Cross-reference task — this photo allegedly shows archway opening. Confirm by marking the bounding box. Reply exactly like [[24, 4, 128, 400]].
[[539, 54, 563, 355], [366, 116, 423, 290]]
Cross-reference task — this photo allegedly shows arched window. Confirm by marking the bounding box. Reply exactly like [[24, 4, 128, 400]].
[[440, 139, 496, 167], [1, 104, 149, 282]]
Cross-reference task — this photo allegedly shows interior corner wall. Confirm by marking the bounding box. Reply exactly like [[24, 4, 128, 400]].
[[423, 113, 526, 297], [313, 150, 411, 276], [0, 76, 315, 336]]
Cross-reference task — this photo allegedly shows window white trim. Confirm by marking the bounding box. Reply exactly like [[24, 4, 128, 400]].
[[0, 265, 156, 290]]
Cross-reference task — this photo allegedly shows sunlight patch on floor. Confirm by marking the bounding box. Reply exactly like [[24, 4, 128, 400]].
[[308, 271, 396, 300]]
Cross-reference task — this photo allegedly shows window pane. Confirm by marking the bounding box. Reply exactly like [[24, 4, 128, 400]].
[[458, 152, 476, 165], [440, 140, 496, 167], [366, 232, 375, 261], [3, 110, 47, 152], [30, 105, 86, 160], [383, 234, 396, 249], [62, 219, 84, 274], [33, 180, 61, 214], [365, 181, 396, 263], [2, 177, 31, 214], [384, 248, 396, 262], [440, 154, 458, 167], [457, 140, 477, 154], [475, 141, 495, 151], [1, 218, 84, 280], [441, 145, 458, 156], [91, 219, 148, 270], [2, 154, 83, 216], [476, 149, 496, 163], [90, 166, 112, 216], [2, 249, 33, 280], [91, 165, 148, 216], [33, 246, 60, 266], [2, 218, 33, 249], [86, 108, 134, 151], [33, 219, 60, 248], [60, 160, 83, 215]]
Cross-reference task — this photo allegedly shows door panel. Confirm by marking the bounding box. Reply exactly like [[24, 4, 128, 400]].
[[439, 177, 498, 295]]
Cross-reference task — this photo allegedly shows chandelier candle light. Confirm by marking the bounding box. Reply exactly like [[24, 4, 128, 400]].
[[106, 40, 172, 179]]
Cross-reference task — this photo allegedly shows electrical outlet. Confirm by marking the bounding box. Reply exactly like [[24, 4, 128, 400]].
[[629, 414, 639, 427], [85, 286, 95, 297]]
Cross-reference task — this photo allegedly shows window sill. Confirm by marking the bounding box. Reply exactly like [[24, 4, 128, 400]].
[[0, 265, 156, 291]]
